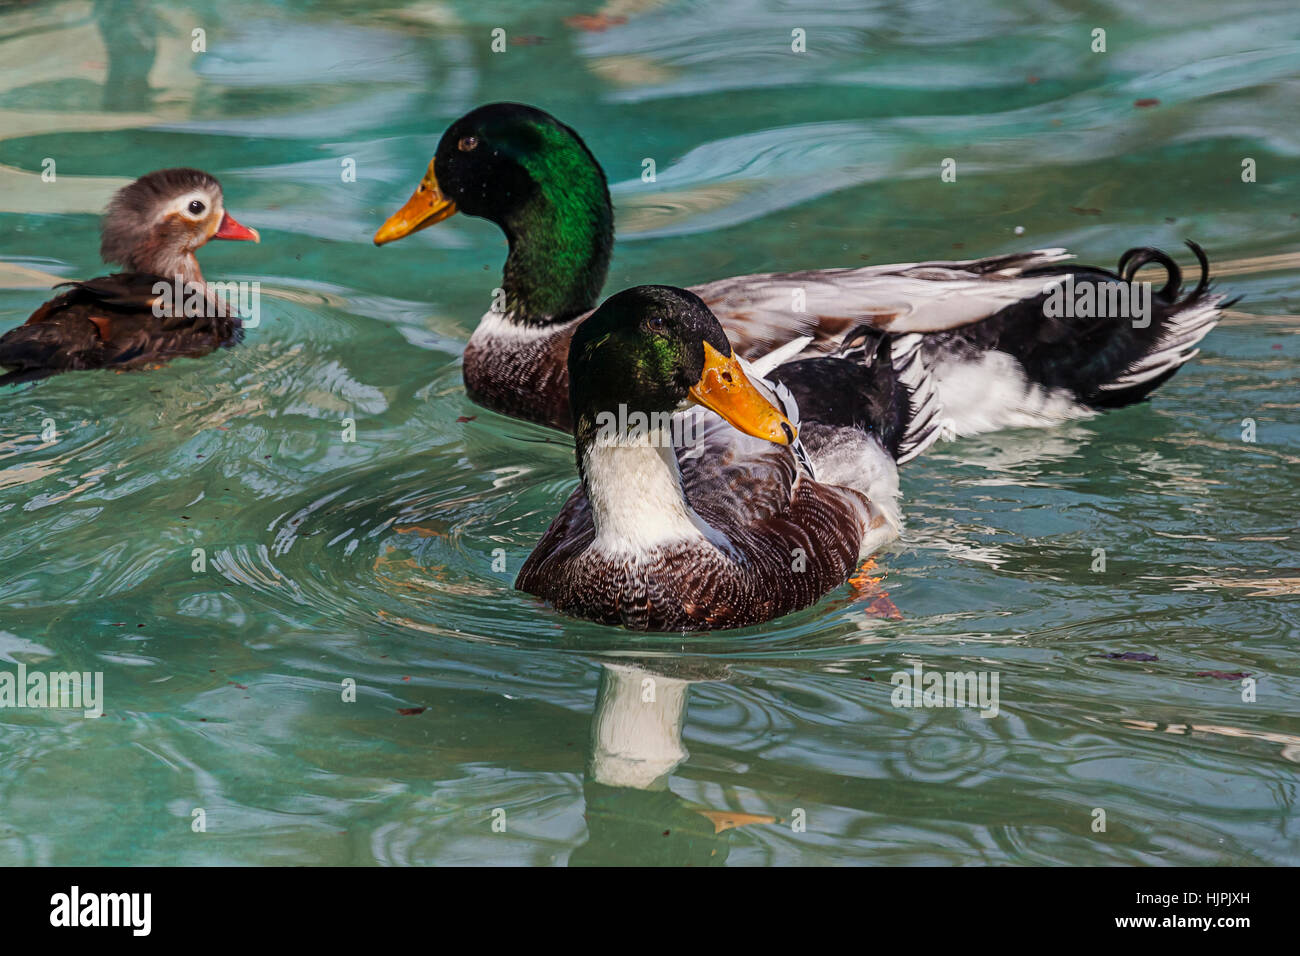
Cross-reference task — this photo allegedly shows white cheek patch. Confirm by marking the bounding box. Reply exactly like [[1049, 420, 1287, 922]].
[[160, 191, 220, 229]]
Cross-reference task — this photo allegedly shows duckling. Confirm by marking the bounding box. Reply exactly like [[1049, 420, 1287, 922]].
[[0, 168, 259, 385]]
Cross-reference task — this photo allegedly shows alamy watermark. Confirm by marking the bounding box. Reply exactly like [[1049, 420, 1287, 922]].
[[152, 276, 261, 328], [1042, 276, 1151, 328], [890, 662, 1000, 718], [593, 404, 703, 456], [0, 663, 103, 718], [50, 886, 150, 935]]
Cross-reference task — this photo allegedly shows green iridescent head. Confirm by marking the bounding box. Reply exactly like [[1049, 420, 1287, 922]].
[[375, 103, 614, 322]]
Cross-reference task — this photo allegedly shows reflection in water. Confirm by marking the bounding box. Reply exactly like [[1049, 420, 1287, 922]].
[[587, 663, 691, 791], [95, 0, 158, 112], [574, 781, 734, 866], [572, 664, 776, 866]]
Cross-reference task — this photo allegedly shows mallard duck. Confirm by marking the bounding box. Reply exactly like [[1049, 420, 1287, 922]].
[[515, 284, 939, 631], [0, 168, 260, 385], [375, 102, 1227, 436]]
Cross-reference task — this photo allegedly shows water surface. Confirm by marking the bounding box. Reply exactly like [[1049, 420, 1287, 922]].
[[1, 0, 1298, 865]]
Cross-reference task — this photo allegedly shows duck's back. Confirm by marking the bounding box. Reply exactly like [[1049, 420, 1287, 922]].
[[0, 274, 239, 384]]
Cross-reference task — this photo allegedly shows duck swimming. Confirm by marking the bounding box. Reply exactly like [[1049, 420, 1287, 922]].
[[375, 102, 1227, 437], [0, 168, 260, 385], [515, 285, 939, 632]]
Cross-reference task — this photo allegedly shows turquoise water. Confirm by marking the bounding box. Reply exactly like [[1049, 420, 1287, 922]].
[[1, 0, 1298, 865]]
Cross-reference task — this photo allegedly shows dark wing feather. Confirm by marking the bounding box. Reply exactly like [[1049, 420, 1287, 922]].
[[0, 273, 239, 383], [41, 274, 168, 314]]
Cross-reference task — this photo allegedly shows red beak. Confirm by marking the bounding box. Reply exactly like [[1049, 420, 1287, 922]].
[[213, 211, 260, 242]]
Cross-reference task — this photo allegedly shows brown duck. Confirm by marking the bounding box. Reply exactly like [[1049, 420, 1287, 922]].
[[0, 168, 260, 385]]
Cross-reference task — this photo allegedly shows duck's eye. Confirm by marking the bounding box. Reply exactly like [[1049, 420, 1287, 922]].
[[458, 136, 479, 152], [188, 200, 206, 215], [645, 315, 667, 333]]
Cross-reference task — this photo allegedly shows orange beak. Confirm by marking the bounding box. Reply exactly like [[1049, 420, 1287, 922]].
[[374, 162, 457, 245], [688, 342, 795, 445], [213, 211, 259, 242]]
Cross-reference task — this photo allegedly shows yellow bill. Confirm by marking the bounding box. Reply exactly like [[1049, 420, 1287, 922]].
[[374, 162, 457, 245], [688, 341, 795, 445]]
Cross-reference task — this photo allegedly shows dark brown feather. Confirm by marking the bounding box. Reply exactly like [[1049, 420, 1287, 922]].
[[463, 318, 577, 429], [0, 274, 239, 384], [515, 424, 877, 631]]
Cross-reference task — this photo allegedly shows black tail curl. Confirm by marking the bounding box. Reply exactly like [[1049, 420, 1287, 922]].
[[1116, 240, 1210, 304]]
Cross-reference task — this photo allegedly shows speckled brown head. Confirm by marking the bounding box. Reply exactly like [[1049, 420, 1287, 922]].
[[99, 168, 259, 277]]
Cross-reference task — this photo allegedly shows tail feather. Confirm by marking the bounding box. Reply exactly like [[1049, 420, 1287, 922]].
[[1093, 240, 1225, 402], [0, 320, 91, 380], [889, 332, 944, 464]]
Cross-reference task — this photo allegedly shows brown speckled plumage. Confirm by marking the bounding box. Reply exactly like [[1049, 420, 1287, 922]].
[[463, 317, 578, 430], [516, 423, 878, 631]]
